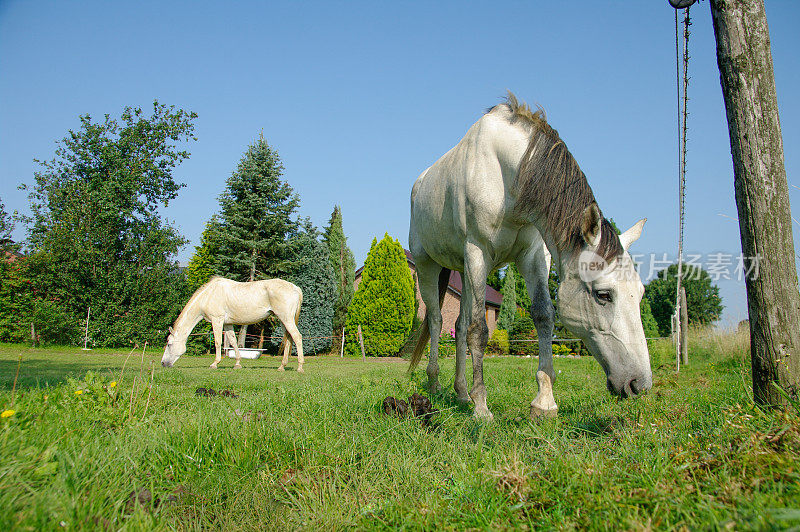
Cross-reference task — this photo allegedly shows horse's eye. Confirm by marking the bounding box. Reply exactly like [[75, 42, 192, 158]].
[[595, 290, 613, 303]]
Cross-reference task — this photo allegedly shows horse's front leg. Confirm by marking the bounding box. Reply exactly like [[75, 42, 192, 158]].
[[518, 246, 558, 418], [210, 320, 224, 369], [463, 242, 492, 421], [225, 325, 242, 369]]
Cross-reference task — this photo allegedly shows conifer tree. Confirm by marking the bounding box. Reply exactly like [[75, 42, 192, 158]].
[[497, 267, 517, 331], [272, 220, 336, 353], [322, 206, 356, 344], [186, 216, 221, 293], [345, 234, 415, 357], [216, 134, 300, 345]]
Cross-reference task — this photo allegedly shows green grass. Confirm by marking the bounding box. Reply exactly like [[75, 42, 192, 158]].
[[1, 333, 799, 531]]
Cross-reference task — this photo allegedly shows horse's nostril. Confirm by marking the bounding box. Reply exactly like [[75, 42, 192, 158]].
[[629, 379, 640, 395]]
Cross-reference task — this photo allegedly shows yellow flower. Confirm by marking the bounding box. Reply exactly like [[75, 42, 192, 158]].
[[74, 390, 83, 396], [1, 410, 15, 418], [109, 381, 117, 388]]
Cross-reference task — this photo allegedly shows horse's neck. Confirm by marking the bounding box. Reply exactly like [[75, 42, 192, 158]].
[[493, 122, 570, 274], [173, 300, 205, 341]]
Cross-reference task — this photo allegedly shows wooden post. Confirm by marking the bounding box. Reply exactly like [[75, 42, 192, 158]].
[[358, 324, 365, 361], [340, 328, 345, 358], [710, 0, 800, 407], [30, 322, 36, 347], [680, 287, 689, 365]]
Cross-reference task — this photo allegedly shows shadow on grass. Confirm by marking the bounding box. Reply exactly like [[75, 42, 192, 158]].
[[0, 358, 123, 390], [566, 415, 626, 438]]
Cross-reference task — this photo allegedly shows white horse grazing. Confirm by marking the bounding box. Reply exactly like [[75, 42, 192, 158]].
[[409, 93, 651, 420], [161, 276, 305, 372]]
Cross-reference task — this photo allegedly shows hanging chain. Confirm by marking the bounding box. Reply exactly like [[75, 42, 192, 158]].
[[674, 6, 691, 371]]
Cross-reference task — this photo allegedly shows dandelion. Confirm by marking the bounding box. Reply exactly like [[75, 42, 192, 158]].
[[109, 381, 117, 388], [74, 390, 83, 396], [1, 409, 15, 418]]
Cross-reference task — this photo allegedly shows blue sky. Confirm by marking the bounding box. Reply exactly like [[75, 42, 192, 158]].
[[1, 1, 799, 326]]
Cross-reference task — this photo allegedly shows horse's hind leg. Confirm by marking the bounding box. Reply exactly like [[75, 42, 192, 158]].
[[277, 330, 292, 371], [454, 304, 470, 404], [224, 325, 242, 369], [517, 244, 558, 418], [283, 320, 304, 373], [415, 258, 444, 393]]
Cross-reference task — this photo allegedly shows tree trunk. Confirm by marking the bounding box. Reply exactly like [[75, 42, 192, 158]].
[[710, 0, 800, 406]]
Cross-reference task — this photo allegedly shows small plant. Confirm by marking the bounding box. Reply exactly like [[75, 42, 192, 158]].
[[488, 329, 509, 355]]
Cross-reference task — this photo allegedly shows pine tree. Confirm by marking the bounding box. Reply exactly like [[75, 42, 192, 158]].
[[272, 220, 336, 353], [345, 234, 415, 357], [215, 134, 300, 346], [216, 134, 300, 282], [498, 267, 517, 331], [322, 206, 355, 343]]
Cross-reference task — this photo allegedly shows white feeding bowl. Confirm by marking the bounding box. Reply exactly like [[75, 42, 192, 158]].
[[226, 348, 262, 360]]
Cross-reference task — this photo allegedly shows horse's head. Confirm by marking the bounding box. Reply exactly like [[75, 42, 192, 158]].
[[556, 203, 652, 398], [161, 327, 186, 368]]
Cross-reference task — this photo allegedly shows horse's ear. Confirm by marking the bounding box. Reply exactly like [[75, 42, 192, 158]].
[[581, 202, 602, 248], [168, 326, 174, 335], [619, 218, 647, 251]]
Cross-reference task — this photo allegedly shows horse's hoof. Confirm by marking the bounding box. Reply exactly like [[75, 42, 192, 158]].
[[234, 364, 242, 370], [210, 364, 218, 370], [473, 407, 494, 422], [297, 367, 305, 374], [277, 366, 285, 372], [530, 404, 558, 419], [456, 394, 471, 405], [427, 381, 441, 394]]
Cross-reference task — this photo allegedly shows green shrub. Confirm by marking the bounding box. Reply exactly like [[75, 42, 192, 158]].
[[345, 234, 415, 357], [488, 329, 509, 354]]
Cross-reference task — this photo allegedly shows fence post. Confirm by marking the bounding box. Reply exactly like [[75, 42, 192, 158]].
[[340, 328, 345, 358], [358, 324, 366, 361], [680, 286, 689, 365]]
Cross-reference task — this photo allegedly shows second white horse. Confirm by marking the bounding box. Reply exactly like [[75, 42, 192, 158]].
[[161, 277, 304, 372]]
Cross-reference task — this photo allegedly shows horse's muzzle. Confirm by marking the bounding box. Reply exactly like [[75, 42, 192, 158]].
[[607, 376, 651, 399]]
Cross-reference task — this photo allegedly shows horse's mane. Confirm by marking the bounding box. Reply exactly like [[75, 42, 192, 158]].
[[489, 92, 622, 261]]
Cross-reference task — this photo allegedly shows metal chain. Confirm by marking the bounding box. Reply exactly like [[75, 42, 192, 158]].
[[675, 6, 691, 371]]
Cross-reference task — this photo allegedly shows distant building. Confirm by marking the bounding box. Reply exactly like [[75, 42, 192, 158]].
[[354, 250, 503, 336]]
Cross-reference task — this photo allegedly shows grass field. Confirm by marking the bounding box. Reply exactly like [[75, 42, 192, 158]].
[[1, 332, 799, 530]]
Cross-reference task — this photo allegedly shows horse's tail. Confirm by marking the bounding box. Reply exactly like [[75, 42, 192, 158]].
[[409, 268, 450, 370], [294, 287, 303, 326]]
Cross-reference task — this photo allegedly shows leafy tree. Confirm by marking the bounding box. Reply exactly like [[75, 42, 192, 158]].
[[345, 234, 415, 357], [640, 297, 660, 339], [20, 102, 196, 346], [322, 206, 356, 341], [497, 266, 517, 330], [272, 220, 336, 353], [216, 134, 300, 282], [645, 264, 724, 337], [0, 198, 14, 247]]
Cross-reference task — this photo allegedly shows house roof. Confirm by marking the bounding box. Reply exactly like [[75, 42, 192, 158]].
[[353, 249, 503, 309]]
